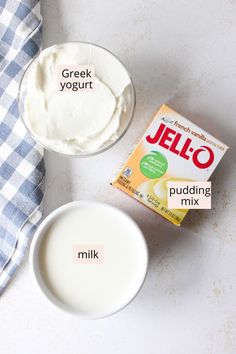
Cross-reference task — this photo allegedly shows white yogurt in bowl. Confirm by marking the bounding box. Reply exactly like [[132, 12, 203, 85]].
[[19, 42, 135, 156], [30, 201, 148, 319]]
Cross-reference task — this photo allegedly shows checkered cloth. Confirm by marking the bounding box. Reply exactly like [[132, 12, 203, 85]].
[[0, 0, 45, 294]]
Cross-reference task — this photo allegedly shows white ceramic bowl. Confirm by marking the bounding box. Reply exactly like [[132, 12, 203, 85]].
[[29, 201, 148, 319]]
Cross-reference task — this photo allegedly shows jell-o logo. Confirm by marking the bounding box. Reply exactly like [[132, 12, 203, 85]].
[[146, 123, 214, 169]]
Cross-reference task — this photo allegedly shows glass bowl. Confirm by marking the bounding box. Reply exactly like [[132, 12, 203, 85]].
[[18, 41, 136, 157]]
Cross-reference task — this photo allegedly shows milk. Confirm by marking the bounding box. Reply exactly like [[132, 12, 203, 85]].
[[37, 202, 148, 317]]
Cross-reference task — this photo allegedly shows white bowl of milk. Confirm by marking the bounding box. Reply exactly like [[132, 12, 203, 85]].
[[30, 201, 148, 319]]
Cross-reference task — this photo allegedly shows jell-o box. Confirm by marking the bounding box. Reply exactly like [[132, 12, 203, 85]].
[[111, 104, 228, 226]]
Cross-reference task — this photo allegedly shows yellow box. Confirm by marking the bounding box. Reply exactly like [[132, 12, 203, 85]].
[[111, 105, 228, 226]]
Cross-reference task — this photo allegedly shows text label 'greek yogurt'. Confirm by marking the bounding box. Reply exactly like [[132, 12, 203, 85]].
[[57, 65, 95, 92], [73, 244, 104, 264]]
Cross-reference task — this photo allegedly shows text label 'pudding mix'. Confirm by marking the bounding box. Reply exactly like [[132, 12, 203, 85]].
[[112, 105, 228, 226]]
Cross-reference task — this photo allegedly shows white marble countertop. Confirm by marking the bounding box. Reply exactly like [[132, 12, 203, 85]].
[[1, 1, 236, 353]]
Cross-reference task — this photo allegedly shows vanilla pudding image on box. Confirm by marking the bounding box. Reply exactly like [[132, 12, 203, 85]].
[[112, 105, 228, 226], [19, 42, 135, 156], [30, 202, 148, 319]]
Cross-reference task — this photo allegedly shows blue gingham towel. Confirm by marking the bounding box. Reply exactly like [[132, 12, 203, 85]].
[[0, 0, 45, 294]]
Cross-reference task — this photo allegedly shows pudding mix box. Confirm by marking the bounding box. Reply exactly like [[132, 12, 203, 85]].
[[111, 105, 228, 226]]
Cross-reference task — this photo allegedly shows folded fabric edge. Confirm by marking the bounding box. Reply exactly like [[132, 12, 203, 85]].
[[0, 199, 44, 295]]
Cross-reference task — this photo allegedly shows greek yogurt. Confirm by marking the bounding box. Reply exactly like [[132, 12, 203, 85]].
[[20, 42, 135, 155]]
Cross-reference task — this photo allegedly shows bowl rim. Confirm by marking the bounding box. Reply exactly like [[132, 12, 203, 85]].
[[18, 41, 136, 158], [29, 200, 149, 319]]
